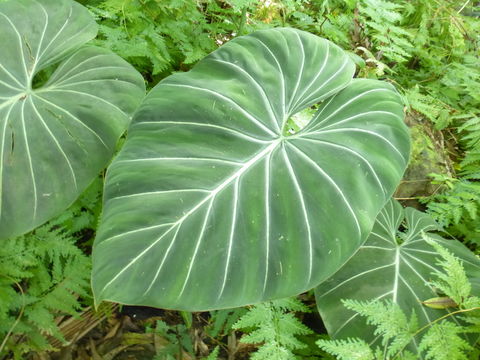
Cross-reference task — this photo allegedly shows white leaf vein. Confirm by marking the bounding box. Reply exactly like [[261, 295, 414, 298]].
[[33, 94, 109, 149], [296, 137, 387, 196], [303, 128, 407, 163], [99, 140, 280, 295], [210, 58, 279, 133], [162, 83, 276, 137], [318, 262, 394, 298], [290, 40, 329, 111], [117, 157, 242, 166], [29, 97, 77, 190], [286, 142, 362, 237], [282, 144, 313, 284], [38, 89, 128, 117], [177, 196, 215, 298], [299, 57, 350, 111], [0, 12, 28, 80], [286, 31, 305, 117], [218, 178, 239, 299], [309, 88, 393, 130], [0, 101, 17, 217], [262, 151, 273, 294], [134, 121, 271, 144], [20, 101, 37, 220], [251, 37, 286, 121]]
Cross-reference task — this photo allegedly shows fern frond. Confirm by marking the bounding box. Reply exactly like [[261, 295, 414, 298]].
[[0, 179, 100, 357], [317, 338, 375, 360], [405, 86, 451, 128], [418, 321, 472, 360], [358, 0, 414, 64], [424, 179, 480, 233], [233, 297, 312, 360], [342, 299, 417, 355], [426, 239, 471, 305]]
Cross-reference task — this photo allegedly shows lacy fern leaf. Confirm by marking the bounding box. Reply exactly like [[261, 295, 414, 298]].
[[427, 239, 471, 305], [317, 338, 375, 360], [423, 178, 480, 245], [419, 321, 472, 360], [358, 0, 413, 64], [0, 180, 101, 358], [343, 299, 417, 357], [233, 297, 312, 360]]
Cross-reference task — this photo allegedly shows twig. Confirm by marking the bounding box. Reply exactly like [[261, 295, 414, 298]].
[[457, 0, 470, 14]]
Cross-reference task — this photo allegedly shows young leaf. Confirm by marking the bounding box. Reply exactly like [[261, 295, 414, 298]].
[[422, 297, 458, 310]]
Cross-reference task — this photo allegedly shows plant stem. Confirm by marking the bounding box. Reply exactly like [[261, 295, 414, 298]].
[[237, 7, 247, 36]]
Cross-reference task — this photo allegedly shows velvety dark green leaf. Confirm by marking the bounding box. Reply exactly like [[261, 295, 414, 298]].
[[0, 0, 145, 239], [315, 199, 480, 350], [93, 28, 410, 311]]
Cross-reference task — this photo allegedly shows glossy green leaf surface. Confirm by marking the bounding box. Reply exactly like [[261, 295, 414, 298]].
[[315, 199, 480, 348], [93, 28, 410, 311], [0, 0, 145, 239]]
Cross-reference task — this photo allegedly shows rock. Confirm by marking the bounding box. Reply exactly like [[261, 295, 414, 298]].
[[394, 113, 455, 209]]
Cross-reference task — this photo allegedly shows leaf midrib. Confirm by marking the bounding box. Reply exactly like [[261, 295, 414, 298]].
[[99, 139, 282, 294]]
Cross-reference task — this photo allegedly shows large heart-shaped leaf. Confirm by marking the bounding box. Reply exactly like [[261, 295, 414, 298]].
[[0, 0, 145, 239], [92, 28, 410, 311], [315, 199, 480, 350]]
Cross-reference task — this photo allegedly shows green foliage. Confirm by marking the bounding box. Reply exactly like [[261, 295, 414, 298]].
[[233, 297, 313, 360], [418, 240, 480, 360], [418, 321, 471, 360], [1, 0, 478, 357], [317, 241, 480, 360], [143, 307, 245, 359], [358, 0, 414, 64], [396, 2, 480, 243], [404, 86, 451, 128], [208, 308, 247, 338], [85, 0, 479, 250], [0, 0, 145, 240], [428, 240, 472, 305], [147, 320, 190, 360], [458, 115, 480, 179], [89, 0, 212, 77], [0, 179, 101, 359], [146, 319, 193, 360], [343, 299, 418, 357], [202, 346, 220, 360], [317, 338, 377, 360], [422, 175, 480, 246], [282, 1, 480, 246], [87, 0, 272, 80]]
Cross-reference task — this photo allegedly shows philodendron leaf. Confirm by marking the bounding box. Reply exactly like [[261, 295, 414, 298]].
[[0, 0, 145, 239], [92, 28, 410, 311], [315, 199, 480, 349]]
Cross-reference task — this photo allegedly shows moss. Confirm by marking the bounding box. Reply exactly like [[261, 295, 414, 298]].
[[395, 114, 453, 204]]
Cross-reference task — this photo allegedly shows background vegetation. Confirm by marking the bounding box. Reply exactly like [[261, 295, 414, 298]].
[[1, 0, 479, 359]]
